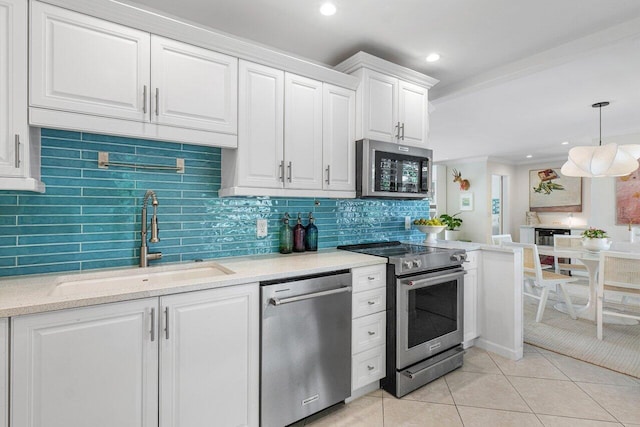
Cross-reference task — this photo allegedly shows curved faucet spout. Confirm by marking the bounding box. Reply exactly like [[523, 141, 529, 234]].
[[140, 190, 161, 267]]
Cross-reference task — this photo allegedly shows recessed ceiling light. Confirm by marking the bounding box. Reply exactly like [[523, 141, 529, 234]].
[[561, 141, 569, 145], [526, 154, 533, 158], [319, 2, 336, 16], [426, 53, 440, 63]]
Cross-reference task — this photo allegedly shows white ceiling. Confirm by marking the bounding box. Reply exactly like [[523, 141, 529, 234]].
[[129, 0, 640, 163]]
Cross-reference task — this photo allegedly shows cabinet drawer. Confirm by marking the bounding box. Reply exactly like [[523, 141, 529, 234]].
[[352, 312, 385, 354], [352, 264, 386, 293], [352, 345, 385, 391], [352, 287, 386, 319], [464, 251, 479, 270]]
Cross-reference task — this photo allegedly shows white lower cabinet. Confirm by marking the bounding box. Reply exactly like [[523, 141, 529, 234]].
[[350, 265, 387, 394], [463, 251, 480, 347], [1, 318, 7, 427], [11, 283, 259, 427], [159, 284, 259, 427]]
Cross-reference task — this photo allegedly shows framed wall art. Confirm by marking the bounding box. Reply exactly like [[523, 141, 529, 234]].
[[529, 167, 582, 212], [460, 192, 473, 211], [616, 160, 640, 224]]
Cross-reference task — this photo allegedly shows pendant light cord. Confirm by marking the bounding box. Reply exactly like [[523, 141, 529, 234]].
[[592, 101, 609, 147]]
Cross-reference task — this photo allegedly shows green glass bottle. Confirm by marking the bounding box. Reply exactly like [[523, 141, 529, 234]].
[[279, 213, 293, 254]]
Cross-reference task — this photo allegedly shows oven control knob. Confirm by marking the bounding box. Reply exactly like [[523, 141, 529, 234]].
[[451, 253, 467, 263], [403, 260, 413, 270], [412, 259, 422, 268]]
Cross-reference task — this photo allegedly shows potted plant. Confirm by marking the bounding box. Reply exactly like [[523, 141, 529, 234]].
[[581, 227, 612, 251], [439, 213, 463, 241]]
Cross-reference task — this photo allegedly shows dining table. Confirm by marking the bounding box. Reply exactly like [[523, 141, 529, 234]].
[[537, 244, 638, 325]]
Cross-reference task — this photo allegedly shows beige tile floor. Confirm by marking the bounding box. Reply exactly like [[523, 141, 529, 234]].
[[305, 345, 640, 427]]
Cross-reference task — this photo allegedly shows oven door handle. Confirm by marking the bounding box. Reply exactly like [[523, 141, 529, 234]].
[[404, 270, 465, 289], [270, 286, 352, 306]]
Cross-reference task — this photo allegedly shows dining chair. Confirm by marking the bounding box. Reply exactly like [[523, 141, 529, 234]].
[[597, 250, 640, 340], [504, 242, 578, 322], [491, 234, 512, 245], [553, 235, 587, 275]]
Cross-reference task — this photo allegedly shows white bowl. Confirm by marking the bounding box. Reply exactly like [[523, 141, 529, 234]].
[[582, 237, 611, 251], [414, 225, 446, 243]]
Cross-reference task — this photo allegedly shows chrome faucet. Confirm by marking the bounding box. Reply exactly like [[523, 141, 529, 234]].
[[140, 190, 162, 267]]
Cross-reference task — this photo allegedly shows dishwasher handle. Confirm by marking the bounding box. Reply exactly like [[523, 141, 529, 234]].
[[270, 286, 352, 306]]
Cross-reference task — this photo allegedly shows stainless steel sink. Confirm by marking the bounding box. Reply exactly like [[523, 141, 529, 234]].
[[50, 262, 235, 297]]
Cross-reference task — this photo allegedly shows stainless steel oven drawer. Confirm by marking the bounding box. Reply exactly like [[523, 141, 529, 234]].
[[395, 346, 464, 397]]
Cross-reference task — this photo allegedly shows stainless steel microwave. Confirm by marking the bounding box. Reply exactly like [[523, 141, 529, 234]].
[[356, 139, 432, 199]]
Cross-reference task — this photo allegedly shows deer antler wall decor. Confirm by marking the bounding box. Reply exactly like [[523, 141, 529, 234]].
[[452, 169, 470, 191]]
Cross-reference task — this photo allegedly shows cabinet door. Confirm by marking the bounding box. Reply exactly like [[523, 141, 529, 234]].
[[30, 2, 150, 121], [0, 0, 27, 178], [151, 36, 237, 133], [237, 60, 284, 188], [284, 73, 323, 190], [362, 69, 398, 142], [464, 268, 478, 345], [160, 283, 259, 427], [0, 318, 7, 427], [11, 299, 159, 427], [398, 80, 428, 146], [520, 227, 535, 244], [323, 84, 355, 191]]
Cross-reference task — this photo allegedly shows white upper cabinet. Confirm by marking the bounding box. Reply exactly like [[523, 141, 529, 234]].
[[221, 61, 356, 198], [323, 84, 356, 192], [0, 0, 43, 192], [150, 35, 237, 133], [234, 60, 284, 189], [30, 1, 150, 121], [361, 69, 398, 142], [398, 80, 429, 146], [29, 1, 238, 148], [335, 51, 438, 148], [284, 72, 323, 190]]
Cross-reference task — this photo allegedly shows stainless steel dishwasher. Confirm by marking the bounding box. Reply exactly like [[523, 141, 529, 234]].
[[260, 270, 352, 427]]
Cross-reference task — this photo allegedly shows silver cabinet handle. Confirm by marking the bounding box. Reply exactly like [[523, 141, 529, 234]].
[[164, 306, 169, 340], [368, 331, 375, 336], [367, 276, 375, 281], [155, 87, 159, 116], [143, 85, 147, 114], [279, 160, 285, 182], [367, 365, 375, 371], [325, 165, 331, 185], [14, 134, 20, 168], [395, 122, 400, 139], [270, 286, 351, 306], [367, 300, 376, 305], [400, 123, 405, 140], [150, 307, 156, 342], [287, 161, 292, 182]]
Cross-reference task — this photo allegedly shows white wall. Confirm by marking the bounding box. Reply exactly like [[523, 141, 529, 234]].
[[442, 159, 489, 243], [488, 161, 517, 241]]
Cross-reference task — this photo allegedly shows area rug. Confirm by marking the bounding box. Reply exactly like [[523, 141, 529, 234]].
[[523, 296, 640, 378]]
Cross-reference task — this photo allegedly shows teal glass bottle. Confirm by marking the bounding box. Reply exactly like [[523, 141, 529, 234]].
[[279, 213, 293, 254], [305, 212, 318, 251], [293, 213, 306, 252]]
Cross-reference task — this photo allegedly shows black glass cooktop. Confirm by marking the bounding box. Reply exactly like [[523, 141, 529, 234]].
[[337, 241, 450, 259]]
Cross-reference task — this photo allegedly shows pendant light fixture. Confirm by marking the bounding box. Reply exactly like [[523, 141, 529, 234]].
[[561, 102, 640, 177]]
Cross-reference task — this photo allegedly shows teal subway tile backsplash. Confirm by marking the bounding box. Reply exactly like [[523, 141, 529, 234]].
[[0, 129, 430, 277]]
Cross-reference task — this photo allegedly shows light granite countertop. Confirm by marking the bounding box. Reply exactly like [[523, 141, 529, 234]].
[[0, 249, 386, 317], [519, 224, 587, 229]]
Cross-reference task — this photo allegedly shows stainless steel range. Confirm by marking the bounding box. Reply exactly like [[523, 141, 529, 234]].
[[338, 241, 466, 397]]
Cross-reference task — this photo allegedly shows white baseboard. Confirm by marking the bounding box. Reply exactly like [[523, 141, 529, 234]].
[[475, 338, 523, 360]]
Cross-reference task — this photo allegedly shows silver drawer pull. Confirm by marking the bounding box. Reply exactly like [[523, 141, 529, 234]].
[[368, 331, 375, 336], [367, 276, 375, 280], [367, 365, 375, 371], [367, 301, 376, 305]]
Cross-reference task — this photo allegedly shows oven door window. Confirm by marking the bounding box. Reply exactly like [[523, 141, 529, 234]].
[[375, 151, 429, 194], [407, 279, 458, 348]]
